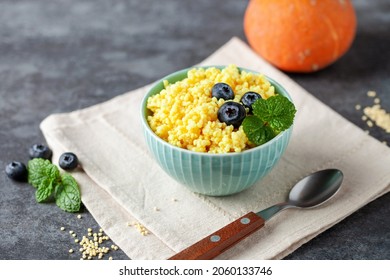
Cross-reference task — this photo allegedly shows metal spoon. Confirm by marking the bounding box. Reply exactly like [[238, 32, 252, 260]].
[[169, 169, 343, 260]]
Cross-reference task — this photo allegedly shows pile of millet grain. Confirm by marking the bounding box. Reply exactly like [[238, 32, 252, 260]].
[[355, 90, 390, 145], [61, 214, 119, 260]]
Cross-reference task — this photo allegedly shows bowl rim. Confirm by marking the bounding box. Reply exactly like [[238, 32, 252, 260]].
[[140, 65, 294, 157]]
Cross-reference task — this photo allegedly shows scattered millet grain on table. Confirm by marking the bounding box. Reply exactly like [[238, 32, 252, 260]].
[[61, 224, 119, 260], [356, 90, 390, 137], [363, 105, 390, 133], [367, 90, 376, 97]]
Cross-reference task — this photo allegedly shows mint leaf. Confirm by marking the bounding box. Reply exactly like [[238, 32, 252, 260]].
[[36, 179, 54, 202], [27, 158, 82, 212], [55, 173, 81, 213], [252, 95, 296, 133], [243, 115, 276, 146], [28, 158, 60, 188]]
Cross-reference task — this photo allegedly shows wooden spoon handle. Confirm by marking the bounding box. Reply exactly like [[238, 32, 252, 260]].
[[168, 212, 265, 260]]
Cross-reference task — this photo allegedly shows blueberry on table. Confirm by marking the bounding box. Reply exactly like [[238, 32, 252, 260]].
[[212, 83, 234, 100], [5, 161, 28, 182], [217, 101, 246, 128], [59, 152, 79, 170], [240, 91, 262, 113], [29, 144, 52, 160]]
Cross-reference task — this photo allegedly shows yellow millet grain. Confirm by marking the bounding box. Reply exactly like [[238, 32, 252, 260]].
[[364, 104, 390, 133], [147, 64, 276, 153], [129, 221, 149, 236], [357, 90, 390, 134], [62, 226, 117, 260]]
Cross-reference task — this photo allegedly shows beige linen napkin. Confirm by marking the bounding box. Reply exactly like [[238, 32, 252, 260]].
[[40, 37, 390, 260]]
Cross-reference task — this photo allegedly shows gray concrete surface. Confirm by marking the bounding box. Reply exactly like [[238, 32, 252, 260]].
[[0, 0, 389, 259]]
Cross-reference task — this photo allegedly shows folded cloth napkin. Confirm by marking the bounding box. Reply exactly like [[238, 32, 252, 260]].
[[40, 37, 390, 260]]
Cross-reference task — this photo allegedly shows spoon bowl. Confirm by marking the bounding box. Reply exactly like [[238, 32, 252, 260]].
[[288, 169, 343, 208], [257, 169, 344, 220]]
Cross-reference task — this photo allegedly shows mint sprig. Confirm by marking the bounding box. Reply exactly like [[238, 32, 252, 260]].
[[28, 158, 60, 189], [27, 158, 81, 212], [242, 115, 276, 146], [55, 173, 81, 213], [243, 94, 296, 146], [36, 179, 55, 202]]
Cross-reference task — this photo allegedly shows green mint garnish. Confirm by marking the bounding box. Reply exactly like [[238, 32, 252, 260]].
[[27, 158, 81, 212], [242, 116, 275, 146], [55, 173, 81, 213], [253, 95, 296, 132], [243, 94, 296, 146], [36, 179, 55, 202], [28, 158, 60, 188]]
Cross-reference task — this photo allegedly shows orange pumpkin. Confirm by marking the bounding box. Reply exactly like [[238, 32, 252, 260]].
[[243, 0, 357, 73]]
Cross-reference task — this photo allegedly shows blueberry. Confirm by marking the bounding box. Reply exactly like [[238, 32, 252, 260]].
[[29, 144, 52, 160], [211, 83, 234, 100], [217, 101, 246, 128], [240, 92, 262, 113], [59, 152, 79, 170], [5, 161, 28, 182]]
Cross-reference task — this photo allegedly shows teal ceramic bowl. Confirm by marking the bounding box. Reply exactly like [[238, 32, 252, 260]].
[[140, 66, 293, 196]]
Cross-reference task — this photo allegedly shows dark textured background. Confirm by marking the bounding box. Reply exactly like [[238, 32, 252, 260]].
[[0, 0, 389, 260]]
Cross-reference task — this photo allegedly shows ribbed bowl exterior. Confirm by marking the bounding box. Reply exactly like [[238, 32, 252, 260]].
[[143, 126, 291, 196], [141, 66, 293, 196]]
